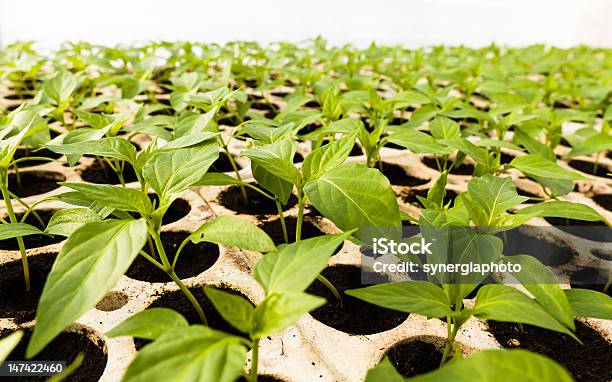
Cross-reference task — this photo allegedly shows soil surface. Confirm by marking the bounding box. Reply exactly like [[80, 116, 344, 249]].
[[237, 376, 285, 382], [258, 217, 325, 245], [0, 328, 107, 382], [0, 252, 57, 323], [8, 171, 65, 197], [422, 157, 474, 175], [515, 187, 540, 204], [544, 217, 610, 242], [385, 339, 444, 378], [568, 159, 610, 178], [125, 231, 219, 283], [569, 269, 611, 297], [218, 184, 298, 215], [380, 163, 429, 186], [501, 228, 574, 266], [80, 160, 138, 184], [136, 286, 253, 349], [13, 148, 63, 168], [487, 320, 612, 382], [593, 194, 612, 211], [0, 209, 65, 250], [306, 265, 409, 335], [210, 152, 242, 173]]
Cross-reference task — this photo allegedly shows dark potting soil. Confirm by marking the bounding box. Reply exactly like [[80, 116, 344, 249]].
[[125, 231, 219, 283], [293, 152, 304, 164], [544, 217, 610, 242], [500, 228, 574, 266], [569, 269, 611, 297], [8, 171, 65, 197], [0, 209, 65, 250], [218, 184, 298, 215], [258, 217, 326, 246], [593, 194, 612, 211], [306, 265, 409, 335], [516, 187, 541, 204], [568, 159, 610, 178], [401, 188, 458, 208], [0, 328, 107, 382], [237, 375, 286, 382], [250, 102, 276, 112], [385, 339, 444, 378], [380, 163, 429, 187], [422, 157, 474, 176], [147, 194, 191, 225], [80, 160, 138, 184], [487, 320, 612, 382], [210, 152, 242, 173], [499, 152, 516, 165], [0, 252, 56, 322], [13, 147, 63, 168], [136, 286, 253, 349], [298, 123, 321, 136]]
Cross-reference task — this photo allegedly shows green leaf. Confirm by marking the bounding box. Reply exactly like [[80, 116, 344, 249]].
[[193, 172, 244, 186], [42, 71, 77, 105], [513, 128, 555, 161], [427, 171, 448, 208], [253, 232, 351, 294], [565, 132, 612, 158], [251, 162, 294, 205], [250, 292, 325, 339], [408, 349, 573, 382], [0, 223, 45, 240], [364, 357, 404, 382], [60, 183, 152, 214], [517, 200, 607, 223], [27, 219, 148, 357], [463, 175, 527, 225], [346, 281, 452, 317], [304, 164, 401, 242], [203, 287, 255, 333], [106, 308, 189, 340], [302, 135, 356, 180], [505, 255, 575, 330], [429, 116, 460, 140], [0, 331, 23, 362], [188, 215, 275, 252], [439, 138, 489, 165], [122, 326, 247, 382], [385, 128, 450, 155], [46, 137, 137, 164], [509, 155, 587, 180], [45, 208, 102, 237], [242, 139, 301, 185], [473, 285, 575, 338], [564, 289, 612, 320], [143, 142, 218, 203]]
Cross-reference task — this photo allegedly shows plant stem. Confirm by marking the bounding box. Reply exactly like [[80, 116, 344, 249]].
[[1, 183, 30, 291], [296, 192, 305, 242], [275, 199, 288, 243], [150, 228, 208, 324], [167, 269, 208, 325], [440, 317, 459, 367], [249, 339, 260, 382], [316, 274, 342, 306]]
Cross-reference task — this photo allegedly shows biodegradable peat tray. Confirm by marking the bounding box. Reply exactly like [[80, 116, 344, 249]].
[[0, 41, 611, 382]]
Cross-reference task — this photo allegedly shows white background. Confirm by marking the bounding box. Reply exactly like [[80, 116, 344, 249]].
[[0, 0, 611, 49]]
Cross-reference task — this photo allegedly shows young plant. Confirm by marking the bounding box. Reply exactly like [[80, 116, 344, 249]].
[[347, 174, 611, 369], [24, 135, 276, 358], [105, 232, 351, 382], [0, 108, 52, 291]]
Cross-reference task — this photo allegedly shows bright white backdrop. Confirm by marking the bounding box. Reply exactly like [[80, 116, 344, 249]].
[[0, 0, 611, 48]]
